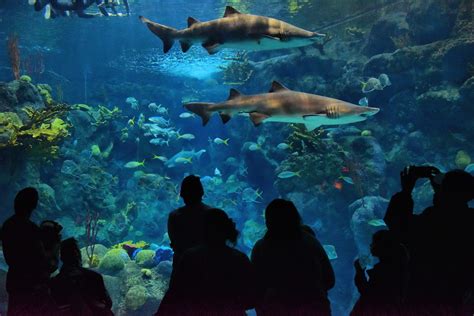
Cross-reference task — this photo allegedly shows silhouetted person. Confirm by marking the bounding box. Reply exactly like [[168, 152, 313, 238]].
[[1, 187, 50, 315], [165, 208, 256, 315], [156, 175, 211, 315], [251, 199, 335, 316], [40, 220, 63, 274], [51, 238, 113, 315], [350, 230, 409, 316], [384, 167, 474, 314], [168, 175, 211, 275]]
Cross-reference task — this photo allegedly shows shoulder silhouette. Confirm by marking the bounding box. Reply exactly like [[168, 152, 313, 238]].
[[51, 238, 113, 315], [251, 198, 335, 316]]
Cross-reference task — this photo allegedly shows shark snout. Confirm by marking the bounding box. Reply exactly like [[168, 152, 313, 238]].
[[360, 107, 380, 117]]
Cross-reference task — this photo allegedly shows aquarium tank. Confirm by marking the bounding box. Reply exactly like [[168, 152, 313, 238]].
[[0, 0, 473, 314]]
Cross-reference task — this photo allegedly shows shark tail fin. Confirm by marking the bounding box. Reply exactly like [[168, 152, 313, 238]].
[[139, 16, 178, 53], [184, 102, 214, 126]]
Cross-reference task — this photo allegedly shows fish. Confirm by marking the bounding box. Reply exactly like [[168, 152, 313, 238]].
[[361, 78, 383, 93], [277, 171, 301, 179], [358, 97, 369, 106], [166, 149, 206, 168], [177, 133, 196, 140], [213, 137, 229, 146], [214, 168, 222, 177], [242, 187, 263, 203], [464, 163, 474, 174], [152, 155, 168, 162], [126, 97, 139, 110], [149, 116, 170, 127], [378, 73, 391, 87], [139, 6, 326, 55], [175, 157, 193, 164], [323, 245, 338, 260], [128, 117, 135, 127], [333, 180, 343, 190], [124, 160, 145, 168], [150, 138, 169, 146], [277, 143, 291, 150], [368, 219, 387, 227], [179, 112, 195, 119], [91, 145, 101, 157], [184, 81, 379, 132], [248, 143, 261, 151], [340, 176, 354, 185]]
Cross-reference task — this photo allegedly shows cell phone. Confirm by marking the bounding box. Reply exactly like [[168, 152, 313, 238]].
[[411, 166, 436, 178]]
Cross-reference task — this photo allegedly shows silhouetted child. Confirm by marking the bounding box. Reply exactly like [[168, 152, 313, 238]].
[[251, 199, 335, 316], [1, 187, 51, 315], [40, 220, 63, 274], [351, 230, 409, 316], [161, 208, 256, 315], [51, 238, 113, 315]]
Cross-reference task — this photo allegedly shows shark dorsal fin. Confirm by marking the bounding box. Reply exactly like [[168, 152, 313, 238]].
[[187, 17, 200, 27], [269, 81, 289, 93], [224, 6, 241, 17], [228, 88, 242, 100]]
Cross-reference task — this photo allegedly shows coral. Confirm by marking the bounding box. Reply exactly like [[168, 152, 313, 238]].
[[37, 84, 54, 106], [455, 150, 471, 169], [360, 130, 372, 137], [19, 75, 32, 83], [125, 285, 148, 311], [141, 268, 153, 278], [91, 105, 122, 126], [98, 249, 130, 275], [134, 250, 156, 268], [7, 34, 20, 80], [0, 112, 23, 148]]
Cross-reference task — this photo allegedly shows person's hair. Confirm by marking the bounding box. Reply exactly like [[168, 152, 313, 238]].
[[204, 208, 238, 245], [14, 187, 39, 216], [371, 230, 398, 259], [180, 175, 204, 204], [265, 199, 302, 236], [440, 170, 474, 203], [60, 238, 82, 265]]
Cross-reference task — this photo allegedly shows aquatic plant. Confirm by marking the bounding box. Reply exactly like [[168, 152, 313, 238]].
[[219, 52, 254, 85], [84, 208, 101, 267], [7, 34, 20, 80]]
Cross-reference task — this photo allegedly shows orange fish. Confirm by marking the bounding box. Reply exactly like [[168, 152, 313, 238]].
[[333, 180, 343, 190]]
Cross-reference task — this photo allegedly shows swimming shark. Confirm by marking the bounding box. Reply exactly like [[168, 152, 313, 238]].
[[184, 81, 380, 131], [139, 6, 326, 54]]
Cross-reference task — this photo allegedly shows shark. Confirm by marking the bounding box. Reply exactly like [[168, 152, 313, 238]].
[[184, 81, 380, 131], [139, 6, 326, 54]]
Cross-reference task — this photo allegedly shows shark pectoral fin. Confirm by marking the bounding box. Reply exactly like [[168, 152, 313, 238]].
[[224, 6, 241, 17], [202, 41, 221, 55], [187, 17, 200, 27], [304, 122, 321, 131], [220, 113, 232, 124], [249, 112, 269, 126], [180, 41, 192, 53], [269, 81, 290, 93], [228, 88, 242, 100]]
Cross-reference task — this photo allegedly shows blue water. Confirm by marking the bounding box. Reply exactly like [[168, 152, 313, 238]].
[[1, 0, 473, 315]]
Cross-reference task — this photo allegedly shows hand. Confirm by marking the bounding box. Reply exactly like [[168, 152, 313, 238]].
[[400, 166, 418, 194], [354, 259, 364, 272]]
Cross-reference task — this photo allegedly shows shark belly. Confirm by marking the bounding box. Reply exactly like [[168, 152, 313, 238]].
[[258, 114, 367, 131], [220, 36, 310, 51]]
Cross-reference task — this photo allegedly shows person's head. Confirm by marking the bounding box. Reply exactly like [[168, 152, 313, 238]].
[[204, 208, 238, 246], [265, 199, 302, 236], [40, 220, 63, 248], [60, 238, 82, 266], [437, 170, 474, 206], [180, 175, 204, 205], [370, 230, 398, 260], [14, 187, 39, 217]]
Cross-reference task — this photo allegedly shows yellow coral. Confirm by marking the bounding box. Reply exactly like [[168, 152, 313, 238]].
[[455, 150, 471, 169], [112, 240, 149, 250], [0, 112, 23, 148], [20, 118, 69, 142]]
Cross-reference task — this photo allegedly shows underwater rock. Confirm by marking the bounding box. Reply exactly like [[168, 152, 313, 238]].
[[156, 260, 172, 278], [0, 80, 44, 113], [134, 249, 157, 268], [416, 85, 461, 124], [103, 275, 122, 312], [406, 0, 459, 45], [37, 183, 61, 217], [99, 249, 131, 275], [363, 12, 410, 56], [350, 196, 389, 263], [67, 109, 96, 139], [80, 244, 108, 266], [459, 76, 474, 103], [440, 40, 474, 83], [125, 285, 148, 311]]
